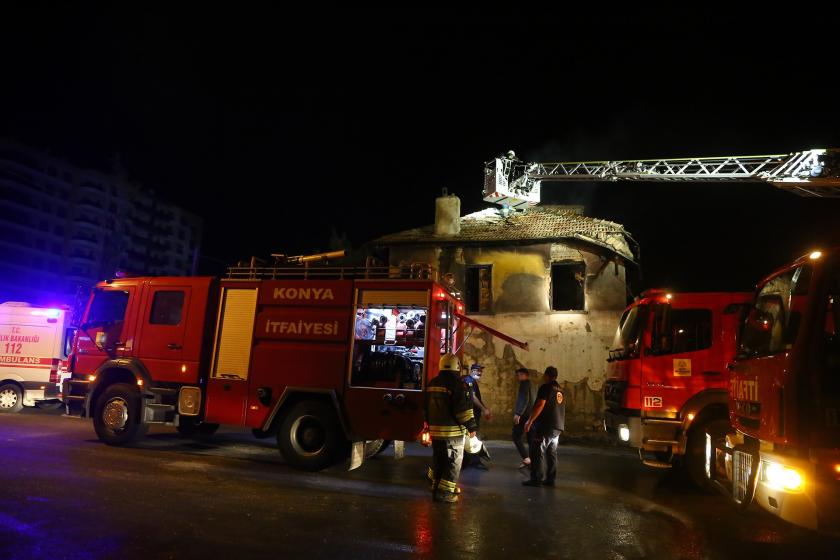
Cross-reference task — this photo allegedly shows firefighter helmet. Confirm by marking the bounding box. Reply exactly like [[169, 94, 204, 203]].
[[439, 353, 461, 373]]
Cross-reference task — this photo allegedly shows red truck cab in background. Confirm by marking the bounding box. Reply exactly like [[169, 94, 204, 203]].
[[706, 249, 840, 532], [62, 261, 525, 471], [604, 290, 751, 485]]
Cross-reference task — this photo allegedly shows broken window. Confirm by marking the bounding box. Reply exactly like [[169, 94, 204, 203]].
[[465, 265, 492, 313], [551, 262, 585, 311]]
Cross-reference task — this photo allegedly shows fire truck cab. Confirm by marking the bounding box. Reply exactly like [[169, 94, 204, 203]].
[[706, 249, 840, 532], [604, 290, 751, 485], [63, 262, 520, 471]]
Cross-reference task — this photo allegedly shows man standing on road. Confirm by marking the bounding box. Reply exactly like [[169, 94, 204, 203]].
[[512, 367, 536, 468], [522, 366, 565, 487], [425, 353, 478, 503]]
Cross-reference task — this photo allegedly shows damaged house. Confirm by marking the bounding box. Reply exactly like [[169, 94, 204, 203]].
[[373, 194, 638, 436]]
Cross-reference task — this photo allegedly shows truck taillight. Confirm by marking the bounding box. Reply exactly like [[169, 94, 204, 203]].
[[50, 359, 64, 384]]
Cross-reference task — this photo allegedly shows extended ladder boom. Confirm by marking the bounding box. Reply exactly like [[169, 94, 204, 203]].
[[484, 149, 840, 208]]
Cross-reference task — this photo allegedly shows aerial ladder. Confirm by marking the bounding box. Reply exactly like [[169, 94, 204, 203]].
[[484, 149, 840, 209]]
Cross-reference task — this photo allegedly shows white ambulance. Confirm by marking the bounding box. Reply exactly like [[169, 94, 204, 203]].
[[0, 302, 72, 413]]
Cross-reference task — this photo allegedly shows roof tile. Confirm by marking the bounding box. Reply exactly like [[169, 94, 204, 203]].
[[374, 205, 633, 259]]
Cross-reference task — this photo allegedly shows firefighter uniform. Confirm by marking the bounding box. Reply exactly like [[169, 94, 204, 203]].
[[425, 354, 477, 502]]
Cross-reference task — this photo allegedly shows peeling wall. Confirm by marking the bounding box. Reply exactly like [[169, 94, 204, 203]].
[[460, 312, 614, 437], [387, 240, 627, 437]]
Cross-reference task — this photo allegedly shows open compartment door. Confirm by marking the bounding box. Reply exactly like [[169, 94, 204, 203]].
[[343, 288, 430, 442]]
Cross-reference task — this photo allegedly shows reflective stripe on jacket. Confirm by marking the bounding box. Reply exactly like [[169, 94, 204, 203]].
[[424, 370, 478, 439]]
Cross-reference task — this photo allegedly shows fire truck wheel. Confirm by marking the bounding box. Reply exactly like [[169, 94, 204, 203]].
[[0, 383, 24, 413], [93, 383, 149, 446], [277, 401, 345, 471], [686, 418, 728, 490], [177, 417, 220, 438]]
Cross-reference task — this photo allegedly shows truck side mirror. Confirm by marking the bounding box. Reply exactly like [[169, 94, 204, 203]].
[[64, 327, 77, 356]]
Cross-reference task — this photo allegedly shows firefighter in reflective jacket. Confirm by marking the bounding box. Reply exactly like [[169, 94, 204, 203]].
[[424, 353, 477, 503]]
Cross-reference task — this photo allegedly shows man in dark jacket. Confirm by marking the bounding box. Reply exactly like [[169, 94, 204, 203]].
[[522, 366, 565, 487], [425, 353, 478, 503], [512, 367, 537, 468]]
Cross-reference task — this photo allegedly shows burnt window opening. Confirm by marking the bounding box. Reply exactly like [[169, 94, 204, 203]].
[[551, 262, 585, 311], [465, 265, 492, 313]]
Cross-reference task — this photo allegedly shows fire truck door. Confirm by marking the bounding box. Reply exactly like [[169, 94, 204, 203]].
[[642, 306, 714, 414], [204, 287, 258, 426], [135, 286, 193, 380], [343, 290, 429, 441]]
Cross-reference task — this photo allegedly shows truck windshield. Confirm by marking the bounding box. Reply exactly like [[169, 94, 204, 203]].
[[612, 304, 647, 360], [86, 290, 129, 326], [739, 265, 810, 357], [821, 264, 840, 398]]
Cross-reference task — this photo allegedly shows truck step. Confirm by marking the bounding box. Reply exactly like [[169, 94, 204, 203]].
[[642, 418, 681, 425], [642, 459, 673, 469], [66, 379, 91, 386], [644, 439, 680, 445], [145, 403, 175, 411], [147, 387, 177, 395], [62, 395, 86, 401]]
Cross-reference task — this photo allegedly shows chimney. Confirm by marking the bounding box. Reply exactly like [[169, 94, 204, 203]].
[[434, 189, 461, 236]]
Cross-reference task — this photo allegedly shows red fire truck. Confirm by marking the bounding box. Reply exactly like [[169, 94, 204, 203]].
[[604, 290, 751, 485], [706, 249, 840, 532], [62, 256, 525, 471]]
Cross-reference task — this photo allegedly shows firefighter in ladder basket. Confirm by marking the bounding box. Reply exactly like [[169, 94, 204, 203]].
[[425, 353, 477, 503]]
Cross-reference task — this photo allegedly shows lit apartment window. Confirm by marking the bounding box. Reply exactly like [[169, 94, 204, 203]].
[[551, 262, 585, 311]]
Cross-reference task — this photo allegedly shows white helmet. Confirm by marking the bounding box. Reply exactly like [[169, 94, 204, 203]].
[[465, 434, 483, 454]]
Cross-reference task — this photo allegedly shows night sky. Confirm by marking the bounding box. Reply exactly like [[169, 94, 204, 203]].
[[2, 6, 839, 293]]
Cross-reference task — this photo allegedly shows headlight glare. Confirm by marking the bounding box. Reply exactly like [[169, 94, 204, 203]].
[[763, 461, 804, 492]]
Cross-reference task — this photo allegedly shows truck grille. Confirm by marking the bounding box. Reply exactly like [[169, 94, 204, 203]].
[[733, 449, 754, 504], [604, 380, 626, 409]]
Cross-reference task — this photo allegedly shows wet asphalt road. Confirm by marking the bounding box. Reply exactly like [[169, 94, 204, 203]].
[[1, 408, 838, 560]]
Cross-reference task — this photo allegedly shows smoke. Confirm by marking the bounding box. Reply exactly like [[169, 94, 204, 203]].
[[520, 116, 638, 214]]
